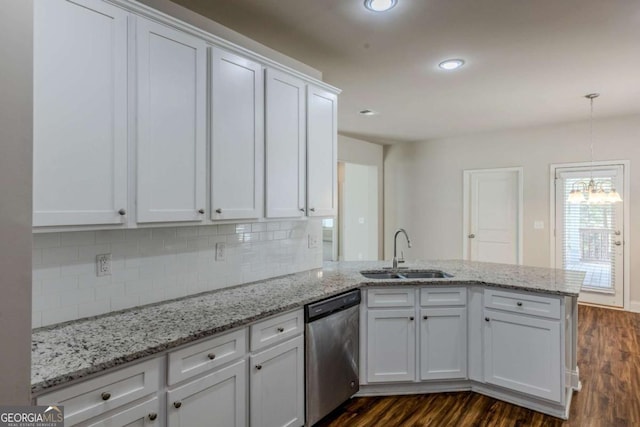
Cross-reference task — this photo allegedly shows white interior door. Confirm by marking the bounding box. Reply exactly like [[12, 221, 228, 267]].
[[554, 165, 625, 307], [464, 169, 522, 264]]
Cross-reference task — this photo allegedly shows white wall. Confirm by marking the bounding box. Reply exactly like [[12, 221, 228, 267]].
[[338, 135, 384, 259], [0, 0, 33, 404], [33, 220, 322, 327], [385, 114, 640, 307], [340, 163, 379, 261]]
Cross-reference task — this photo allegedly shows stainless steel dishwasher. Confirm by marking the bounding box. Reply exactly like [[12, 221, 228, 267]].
[[305, 289, 361, 426]]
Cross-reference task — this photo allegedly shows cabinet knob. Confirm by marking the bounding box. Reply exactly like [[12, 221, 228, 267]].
[[118, 209, 126, 216], [173, 401, 182, 409], [409, 316, 414, 321], [255, 364, 262, 370], [277, 327, 284, 333], [299, 208, 305, 212], [516, 301, 523, 307], [485, 317, 490, 322], [615, 241, 622, 246], [423, 315, 428, 320], [207, 353, 216, 360], [101, 392, 111, 401], [198, 208, 205, 214], [148, 413, 158, 421], [216, 208, 222, 214], [309, 207, 316, 212], [468, 233, 475, 239]]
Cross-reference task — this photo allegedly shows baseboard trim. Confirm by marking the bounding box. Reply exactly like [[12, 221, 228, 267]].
[[629, 301, 640, 313]]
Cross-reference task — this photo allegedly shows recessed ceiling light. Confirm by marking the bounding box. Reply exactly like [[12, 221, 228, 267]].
[[438, 59, 465, 71], [364, 0, 397, 12], [359, 109, 378, 116]]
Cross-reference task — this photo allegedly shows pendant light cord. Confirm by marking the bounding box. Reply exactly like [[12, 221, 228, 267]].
[[589, 95, 594, 179]]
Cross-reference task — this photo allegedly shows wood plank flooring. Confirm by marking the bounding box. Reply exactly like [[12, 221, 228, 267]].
[[316, 305, 640, 427]]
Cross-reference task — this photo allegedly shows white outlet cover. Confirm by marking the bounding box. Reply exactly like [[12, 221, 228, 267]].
[[308, 234, 319, 249], [96, 253, 112, 276], [215, 242, 226, 261]]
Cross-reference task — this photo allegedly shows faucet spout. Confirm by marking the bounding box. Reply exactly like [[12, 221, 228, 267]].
[[393, 228, 411, 270]]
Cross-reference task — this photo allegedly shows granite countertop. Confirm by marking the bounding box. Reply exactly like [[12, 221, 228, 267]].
[[31, 260, 584, 393]]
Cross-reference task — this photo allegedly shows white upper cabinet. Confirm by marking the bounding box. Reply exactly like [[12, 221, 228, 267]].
[[136, 17, 207, 223], [33, 0, 129, 227], [306, 85, 338, 217], [210, 47, 264, 220], [265, 69, 306, 219]]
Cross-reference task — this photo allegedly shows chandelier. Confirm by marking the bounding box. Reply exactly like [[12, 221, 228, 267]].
[[567, 93, 623, 204]]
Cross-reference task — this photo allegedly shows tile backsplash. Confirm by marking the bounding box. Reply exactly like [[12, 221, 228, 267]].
[[32, 220, 323, 328]]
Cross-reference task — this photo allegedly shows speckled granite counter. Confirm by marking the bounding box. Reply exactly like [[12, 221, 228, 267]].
[[31, 260, 584, 394]]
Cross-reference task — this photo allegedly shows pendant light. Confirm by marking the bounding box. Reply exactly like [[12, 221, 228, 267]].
[[567, 93, 623, 204]]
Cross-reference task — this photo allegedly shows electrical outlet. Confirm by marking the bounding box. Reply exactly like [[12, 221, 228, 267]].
[[96, 254, 112, 276], [308, 234, 319, 249], [215, 242, 226, 261]]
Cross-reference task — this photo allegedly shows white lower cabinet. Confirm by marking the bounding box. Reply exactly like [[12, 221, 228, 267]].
[[419, 307, 467, 380], [83, 397, 160, 427], [167, 359, 247, 427], [483, 309, 562, 402], [366, 308, 416, 383], [249, 335, 305, 427]]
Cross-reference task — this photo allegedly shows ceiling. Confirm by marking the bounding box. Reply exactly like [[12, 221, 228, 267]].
[[172, 0, 640, 144]]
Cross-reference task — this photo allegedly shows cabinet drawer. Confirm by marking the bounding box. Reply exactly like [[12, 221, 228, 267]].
[[250, 309, 303, 351], [420, 287, 467, 306], [168, 329, 247, 385], [36, 358, 161, 426], [484, 288, 561, 319], [83, 396, 159, 427], [367, 288, 415, 308]]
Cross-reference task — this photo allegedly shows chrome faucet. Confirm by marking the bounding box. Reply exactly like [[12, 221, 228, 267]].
[[393, 228, 412, 269]]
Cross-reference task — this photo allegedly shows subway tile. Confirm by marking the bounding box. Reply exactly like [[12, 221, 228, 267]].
[[110, 241, 139, 257], [197, 225, 218, 236], [42, 246, 79, 265], [126, 279, 154, 295], [42, 276, 79, 293], [60, 231, 96, 247], [59, 287, 95, 306], [78, 300, 111, 319], [42, 306, 79, 326], [273, 230, 288, 240], [152, 228, 176, 240], [260, 231, 274, 241], [76, 244, 110, 262], [266, 222, 281, 231], [125, 229, 152, 241], [95, 283, 125, 300], [111, 295, 140, 311], [95, 230, 125, 243], [186, 237, 210, 250], [176, 226, 199, 238], [111, 267, 140, 283], [235, 223, 252, 233], [243, 232, 259, 242], [33, 292, 59, 312], [61, 262, 95, 277], [217, 224, 236, 235], [32, 311, 43, 329], [33, 266, 61, 281], [33, 233, 61, 249], [251, 222, 266, 232], [32, 249, 43, 266], [164, 238, 188, 252], [226, 233, 244, 244]]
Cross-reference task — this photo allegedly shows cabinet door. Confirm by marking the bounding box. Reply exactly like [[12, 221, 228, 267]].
[[167, 359, 247, 427], [33, 0, 128, 226], [83, 397, 159, 427], [250, 335, 304, 427], [306, 85, 337, 217], [420, 308, 467, 380], [366, 309, 416, 383], [136, 18, 207, 223], [265, 69, 306, 218], [210, 47, 264, 220], [483, 310, 562, 402]]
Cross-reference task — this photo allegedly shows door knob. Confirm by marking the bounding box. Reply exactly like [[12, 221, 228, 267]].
[[468, 234, 475, 239], [614, 230, 621, 236], [615, 241, 622, 246]]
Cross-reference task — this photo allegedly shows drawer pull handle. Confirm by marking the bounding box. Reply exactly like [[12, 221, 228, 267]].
[[423, 315, 428, 320], [256, 364, 262, 370], [485, 317, 490, 322], [101, 392, 111, 401], [277, 327, 284, 333], [409, 316, 414, 321], [207, 353, 216, 360], [517, 302, 523, 307], [173, 401, 182, 409], [148, 413, 158, 421]]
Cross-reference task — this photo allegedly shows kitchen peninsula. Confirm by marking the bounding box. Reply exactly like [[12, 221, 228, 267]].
[[32, 260, 584, 423]]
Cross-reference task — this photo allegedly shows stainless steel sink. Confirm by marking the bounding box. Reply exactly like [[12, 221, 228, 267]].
[[360, 270, 453, 280]]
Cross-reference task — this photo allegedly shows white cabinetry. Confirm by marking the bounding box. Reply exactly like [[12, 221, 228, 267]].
[[249, 310, 304, 427], [33, 0, 129, 227], [167, 360, 247, 427], [265, 69, 306, 219], [306, 85, 337, 217], [83, 397, 160, 427], [136, 17, 207, 223], [366, 308, 416, 383], [419, 287, 467, 380], [210, 47, 264, 221], [483, 289, 562, 402]]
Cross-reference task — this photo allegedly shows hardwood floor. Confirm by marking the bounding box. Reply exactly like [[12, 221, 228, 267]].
[[316, 305, 640, 427]]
